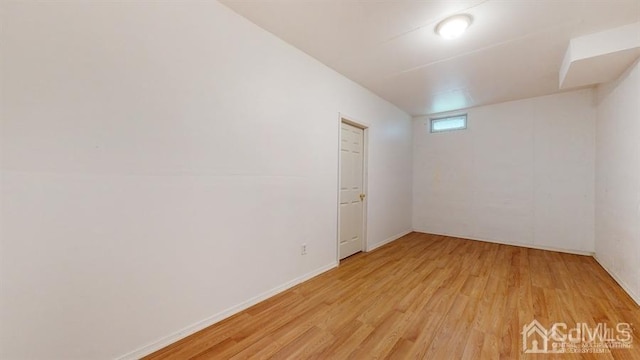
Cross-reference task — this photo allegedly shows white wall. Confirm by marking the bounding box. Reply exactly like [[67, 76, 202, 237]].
[[413, 90, 595, 254], [595, 59, 640, 305], [0, 1, 412, 359]]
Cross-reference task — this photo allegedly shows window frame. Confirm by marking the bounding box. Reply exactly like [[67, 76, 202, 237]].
[[429, 114, 467, 133]]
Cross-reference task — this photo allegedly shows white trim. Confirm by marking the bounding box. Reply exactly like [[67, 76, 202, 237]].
[[116, 262, 338, 360], [339, 112, 371, 129], [335, 115, 342, 264], [593, 256, 640, 307], [337, 113, 369, 262], [362, 127, 369, 258], [367, 230, 413, 252], [411, 229, 594, 256]]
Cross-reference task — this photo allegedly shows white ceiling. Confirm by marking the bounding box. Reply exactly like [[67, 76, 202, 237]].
[[220, 0, 640, 116]]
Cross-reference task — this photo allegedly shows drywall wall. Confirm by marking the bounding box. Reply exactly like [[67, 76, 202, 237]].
[[413, 89, 595, 253], [0, 1, 412, 358], [595, 59, 640, 305]]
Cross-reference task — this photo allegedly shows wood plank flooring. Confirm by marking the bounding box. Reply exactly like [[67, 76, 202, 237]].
[[144, 232, 640, 359]]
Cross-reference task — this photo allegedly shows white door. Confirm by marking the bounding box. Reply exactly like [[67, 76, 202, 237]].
[[339, 122, 365, 259]]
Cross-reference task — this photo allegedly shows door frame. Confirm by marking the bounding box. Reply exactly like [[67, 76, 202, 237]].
[[336, 113, 369, 263]]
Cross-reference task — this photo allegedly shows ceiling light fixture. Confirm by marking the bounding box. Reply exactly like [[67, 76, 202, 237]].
[[435, 14, 473, 40]]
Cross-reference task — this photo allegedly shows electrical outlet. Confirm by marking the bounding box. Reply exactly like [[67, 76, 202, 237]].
[[301, 244, 307, 255]]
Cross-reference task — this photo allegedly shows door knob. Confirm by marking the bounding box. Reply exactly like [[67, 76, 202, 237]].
[[359, 193, 366, 201]]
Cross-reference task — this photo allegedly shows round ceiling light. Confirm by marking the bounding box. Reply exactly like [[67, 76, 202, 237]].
[[435, 14, 473, 39]]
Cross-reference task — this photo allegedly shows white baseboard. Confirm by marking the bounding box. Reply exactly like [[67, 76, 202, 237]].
[[411, 229, 594, 256], [593, 256, 640, 307], [366, 229, 413, 252], [116, 262, 338, 360]]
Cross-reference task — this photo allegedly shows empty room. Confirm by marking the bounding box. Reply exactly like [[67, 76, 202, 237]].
[[1, 0, 640, 359]]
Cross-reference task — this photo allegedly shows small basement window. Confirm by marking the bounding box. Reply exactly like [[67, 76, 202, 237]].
[[430, 114, 467, 133]]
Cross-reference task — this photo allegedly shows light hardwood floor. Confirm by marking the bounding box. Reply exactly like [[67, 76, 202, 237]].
[[145, 232, 640, 359]]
